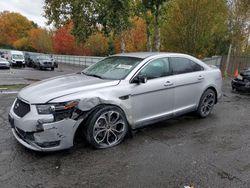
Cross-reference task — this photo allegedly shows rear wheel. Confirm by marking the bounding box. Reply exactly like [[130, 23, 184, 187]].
[[196, 89, 216, 118], [85, 106, 128, 149]]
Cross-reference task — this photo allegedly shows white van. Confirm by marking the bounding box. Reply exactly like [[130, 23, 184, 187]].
[[8, 50, 25, 67]]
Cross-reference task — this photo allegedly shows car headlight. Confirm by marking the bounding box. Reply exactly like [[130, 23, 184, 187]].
[[36, 100, 79, 114]]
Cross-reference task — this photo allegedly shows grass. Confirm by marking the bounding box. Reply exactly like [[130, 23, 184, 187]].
[[0, 84, 28, 91]]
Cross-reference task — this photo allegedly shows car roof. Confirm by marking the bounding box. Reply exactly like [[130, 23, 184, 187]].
[[112, 52, 188, 59], [112, 52, 168, 59]]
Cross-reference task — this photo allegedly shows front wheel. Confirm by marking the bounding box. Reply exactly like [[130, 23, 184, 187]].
[[85, 106, 128, 149], [196, 89, 216, 118]]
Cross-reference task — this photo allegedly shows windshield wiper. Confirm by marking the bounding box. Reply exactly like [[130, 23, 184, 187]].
[[82, 72, 103, 79]]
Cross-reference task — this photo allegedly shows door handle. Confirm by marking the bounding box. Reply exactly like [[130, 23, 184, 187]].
[[164, 81, 174, 87], [197, 75, 204, 80]]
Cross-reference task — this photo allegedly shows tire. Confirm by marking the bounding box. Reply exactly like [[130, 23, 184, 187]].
[[196, 89, 216, 118], [51, 67, 54, 71], [85, 106, 128, 149]]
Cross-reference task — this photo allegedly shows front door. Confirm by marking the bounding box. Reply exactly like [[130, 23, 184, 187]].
[[130, 57, 175, 126]]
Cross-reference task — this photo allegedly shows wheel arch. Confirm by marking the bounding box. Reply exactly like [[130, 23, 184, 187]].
[[73, 103, 132, 144], [203, 86, 218, 104]]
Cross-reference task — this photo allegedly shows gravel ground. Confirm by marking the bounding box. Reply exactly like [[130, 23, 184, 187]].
[[0, 65, 250, 187]]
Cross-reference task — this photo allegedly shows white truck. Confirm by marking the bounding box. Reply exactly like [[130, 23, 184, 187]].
[[7, 50, 25, 67]]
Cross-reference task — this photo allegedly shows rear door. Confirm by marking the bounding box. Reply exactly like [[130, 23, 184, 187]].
[[169, 57, 205, 115]]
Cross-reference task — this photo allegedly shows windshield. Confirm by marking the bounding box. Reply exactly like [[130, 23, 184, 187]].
[[38, 56, 51, 61], [82, 56, 142, 80], [12, 54, 23, 59]]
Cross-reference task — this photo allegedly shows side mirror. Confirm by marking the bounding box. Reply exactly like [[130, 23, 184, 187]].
[[133, 74, 147, 84]]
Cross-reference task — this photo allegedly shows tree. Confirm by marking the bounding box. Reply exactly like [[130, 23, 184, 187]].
[[136, 0, 168, 51], [44, 0, 133, 52], [227, 0, 250, 55], [13, 37, 31, 51], [0, 11, 33, 47], [126, 17, 147, 52], [44, 0, 96, 43], [52, 22, 78, 54], [96, 0, 133, 52], [84, 32, 109, 56], [114, 17, 147, 53], [29, 28, 53, 53], [161, 0, 229, 58]]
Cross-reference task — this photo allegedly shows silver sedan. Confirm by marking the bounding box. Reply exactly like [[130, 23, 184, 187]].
[[9, 52, 222, 151], [0, 58, 10, 69]]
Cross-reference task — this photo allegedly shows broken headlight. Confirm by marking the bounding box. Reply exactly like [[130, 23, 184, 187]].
[[37, 100, 81, 122], [36, 100, 79, 115]]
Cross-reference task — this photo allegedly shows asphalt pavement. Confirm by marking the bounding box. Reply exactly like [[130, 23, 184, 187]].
[[0, 65, 250, 187], [0, 64, 82, 85]]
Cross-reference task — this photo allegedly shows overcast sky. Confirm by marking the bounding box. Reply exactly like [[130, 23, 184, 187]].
[[0, 0, 48, 28]]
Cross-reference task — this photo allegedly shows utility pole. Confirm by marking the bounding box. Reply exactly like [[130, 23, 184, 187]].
[[225, 44, 232, 77]]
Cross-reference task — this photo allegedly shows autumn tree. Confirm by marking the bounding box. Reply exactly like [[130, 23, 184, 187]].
[[29, 28, 53, 53], [13, 37, 31, 51], [44, 0, 134, 52], [115, 17, 147, 53], [227, 0, 250, 55], [126, 17, 147, 52], [161, 0, 229, 58], [0, 11, 33, 47], [84, 32, 108, 56], [0, 11, 52, 52], [52, 23, 78, 55]]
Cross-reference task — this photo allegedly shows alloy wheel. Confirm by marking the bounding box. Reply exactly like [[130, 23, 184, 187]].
[[93, 110, 126, 148], [200, 92, 215, 116]]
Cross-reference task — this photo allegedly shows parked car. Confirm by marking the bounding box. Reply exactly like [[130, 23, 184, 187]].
[[33, 55, 55, 70], [8, 52, 222, 151], [51, 58, 58, 68], [24, 52, 39, 67], [7, 50, 25, 67], [232, 68, 250, 92], [49, 55, 58, 68], [0, 58, 10, 69]]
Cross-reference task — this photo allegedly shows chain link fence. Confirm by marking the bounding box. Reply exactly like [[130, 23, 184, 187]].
[[202, 56, 222, 67], [53, 54, 223, 68], [1, 48, 224, 70], [53, 54, 104, 67]]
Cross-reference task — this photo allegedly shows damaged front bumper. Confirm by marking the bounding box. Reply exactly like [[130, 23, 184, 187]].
[[232, 78, 250, 92], [9, 101, 82, 152]]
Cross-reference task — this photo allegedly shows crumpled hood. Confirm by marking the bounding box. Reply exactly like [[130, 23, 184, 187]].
[[18, 73, 119, 104]]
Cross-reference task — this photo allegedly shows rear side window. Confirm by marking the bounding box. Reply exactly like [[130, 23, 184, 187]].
[[170, 57, 203, 75]]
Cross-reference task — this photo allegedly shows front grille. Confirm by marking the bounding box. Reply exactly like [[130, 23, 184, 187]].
[[44, 62, 51, 65], [13, 98, 30, 117], [16, 61, 23, 66]]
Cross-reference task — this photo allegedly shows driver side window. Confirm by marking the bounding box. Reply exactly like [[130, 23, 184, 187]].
[[140, 58, 170, 80]]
